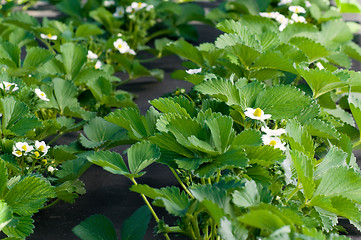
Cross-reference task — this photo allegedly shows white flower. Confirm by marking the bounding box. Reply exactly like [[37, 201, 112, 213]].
[[279, 22, 288, 31], [261, 126, 286, 136], [40, 33, 57, 40], [131, 2, 147, 11], [35, 88, 50, 101], [291, 13, 306, 23], [48, 166, 56, 173], [262, 135, 286, 151], [95, 60, 102, 69], [186, 68, 202, 74], [103, 0, 115, 7], [275, 14, 288, 24], [126, 5, 134, 14], [128, 49, 136, 55], [244, 108, 272, 121], [259, 12, 280, 18], [316, 62, 324, 70], [13, 142, 34, 156], [113, 38, 135, 54], [146, 5, 154, 11], [305, 1, 312, 7], [87, 50, 98, 60], [289, 5, 306, 14], [35, 140, 50, 155], [278, 0, 293, 5], [0, 81, 18, 92], [113, 6, 125, 18]]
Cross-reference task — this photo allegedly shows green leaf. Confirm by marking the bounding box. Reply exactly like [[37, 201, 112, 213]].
[[127, 141, 160, 175], [89, 7, 118, 34], [304, 118, 340, 139], [238, 209, 287, 232], [79, 117, 127, 149], [232, 129, 262, 147], [73, 214, 117, 240], [290, 150, 315, 200], [2, 216, 34, 239], [232, 180, 262, 208], [22, 47, 53, 69], [194, 78, 240, 106], [286, 119, 314, 158], [150, 132, 195, 158], [195, 148, 248, 177], [150, 97, 191, 118], [157, 187, 191, 217], [218, 217, 248, 240], [314, 146, 347, 179], [336, 0, 361, 13], [9, 117, 41, 136], [225, 44, 261, 69], [4, 11, 39, 31], [53, 78, 79, 112], [255, 85, 313, 120], [348, 93, 361, 140], [279, 23, 318, 43], [252, 51, 297, 74], [87, 151, 129, 175], [60, 43, 87, 80], [75, 24, 104, 38], [320, 19, 353, 45], [0, 41, 20, 68], [0, 159, 7, 196], [245, 145, 285, 165], [121, 206, 151, 240], [237, 80, 265, 111], [289, 37, 330, 62], [1, 97, 29, 130], [105, 108, 148, 140], [56, 0, 82, 20], [130, 184, 162, 199], [0, 200, 12, 231], [206, 115, 235, 153], [4, 175, 55, 216], [166, 40, 204, 66], [314, 166, 361, 203]]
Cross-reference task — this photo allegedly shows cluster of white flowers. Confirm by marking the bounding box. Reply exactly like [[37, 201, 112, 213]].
[[113, 38, 136, 55], [35, 88, 50, 101], [260, 2, 311, 31], [86, 50, 103, 70], [113, 2, 154, 18], [244, 107, 287, 151], [0, 81, 19, 92], [40, 33, 57, 41], [12, 140, 50, 158]]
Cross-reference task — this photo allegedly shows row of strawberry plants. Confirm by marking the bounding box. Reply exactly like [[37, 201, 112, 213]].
[[71, 0, 361, 240], [0, 0, 361, 239]]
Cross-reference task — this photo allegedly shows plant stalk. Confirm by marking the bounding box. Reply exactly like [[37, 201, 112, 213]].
[[170, 167, 194, 199]]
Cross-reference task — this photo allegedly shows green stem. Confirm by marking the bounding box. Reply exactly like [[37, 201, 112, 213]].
[[201, 178, 206, 185], [170, 168, 194, 199], [145, 29, 174, 43], [130, 178, 171, 240], [286, 186, 300, 202], [190, 212, 202, 240], [48, 132, 64, 145], [40, 198, 60, 210], [215, 170, 221, 183]]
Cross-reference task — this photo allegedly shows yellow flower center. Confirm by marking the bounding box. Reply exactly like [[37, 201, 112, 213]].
[[41, 93, 45, 97], [6, 84, 11, 88], [42, 159, 47, 165], [138, 2, 142, 7], [47, 33, 52, 38], [38, 145, 44, 152], [34, 151, 40, 158], [16, 150, 22, 156], [269, 140, 277, 146], [21, 145, 27, 151], [253, 108, 262, 117], [118, 44, 122, 49]]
